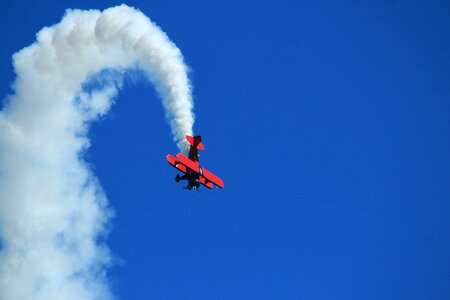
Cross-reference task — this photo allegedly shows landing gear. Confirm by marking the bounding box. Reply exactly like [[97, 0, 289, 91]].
[[175, 174, 181, 182]]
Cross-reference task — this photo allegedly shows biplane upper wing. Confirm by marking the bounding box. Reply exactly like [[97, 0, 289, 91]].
[[201, 167, 224, 189], [167, 154, 187, 174], [176, 153, 200, 173]]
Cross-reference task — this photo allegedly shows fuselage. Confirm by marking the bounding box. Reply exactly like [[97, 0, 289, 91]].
[[185, 145, 200, 189]]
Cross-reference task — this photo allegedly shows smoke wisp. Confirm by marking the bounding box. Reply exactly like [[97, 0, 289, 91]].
[[0, 5, 194, 299]]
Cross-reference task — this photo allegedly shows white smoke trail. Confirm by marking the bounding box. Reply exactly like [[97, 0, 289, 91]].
[[0, 5, 194, 300]]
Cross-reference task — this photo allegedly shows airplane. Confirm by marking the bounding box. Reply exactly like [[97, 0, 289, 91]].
[[167, 135, 224, 190]]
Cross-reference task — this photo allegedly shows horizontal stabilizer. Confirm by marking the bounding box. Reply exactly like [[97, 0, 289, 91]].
[[186, 135, 204, 150]]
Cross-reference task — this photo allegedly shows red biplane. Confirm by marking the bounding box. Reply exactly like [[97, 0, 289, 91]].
[[167, 135, 224, 190]]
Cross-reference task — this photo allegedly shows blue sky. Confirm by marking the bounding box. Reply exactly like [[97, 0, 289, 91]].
[[1, 1, 450, 299]]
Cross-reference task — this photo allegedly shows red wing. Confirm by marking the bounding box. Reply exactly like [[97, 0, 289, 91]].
[[168, 153, 223, 189], [201, 167, 224, 188], [167, 154, 177, 166], [199, 176, 213, 189], [176, 153, 200, 173], [167, 154, 187, 174]]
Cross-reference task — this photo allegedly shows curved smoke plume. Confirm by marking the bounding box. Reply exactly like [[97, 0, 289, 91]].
[[0, 5, 194, 300]]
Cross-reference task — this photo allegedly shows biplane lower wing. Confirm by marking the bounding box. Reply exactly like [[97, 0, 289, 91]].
[[199, 176, 213, 189], [202, 167, 224, 188]]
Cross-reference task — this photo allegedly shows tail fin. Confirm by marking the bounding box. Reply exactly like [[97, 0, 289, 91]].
[[186, 135, 205, 150]]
